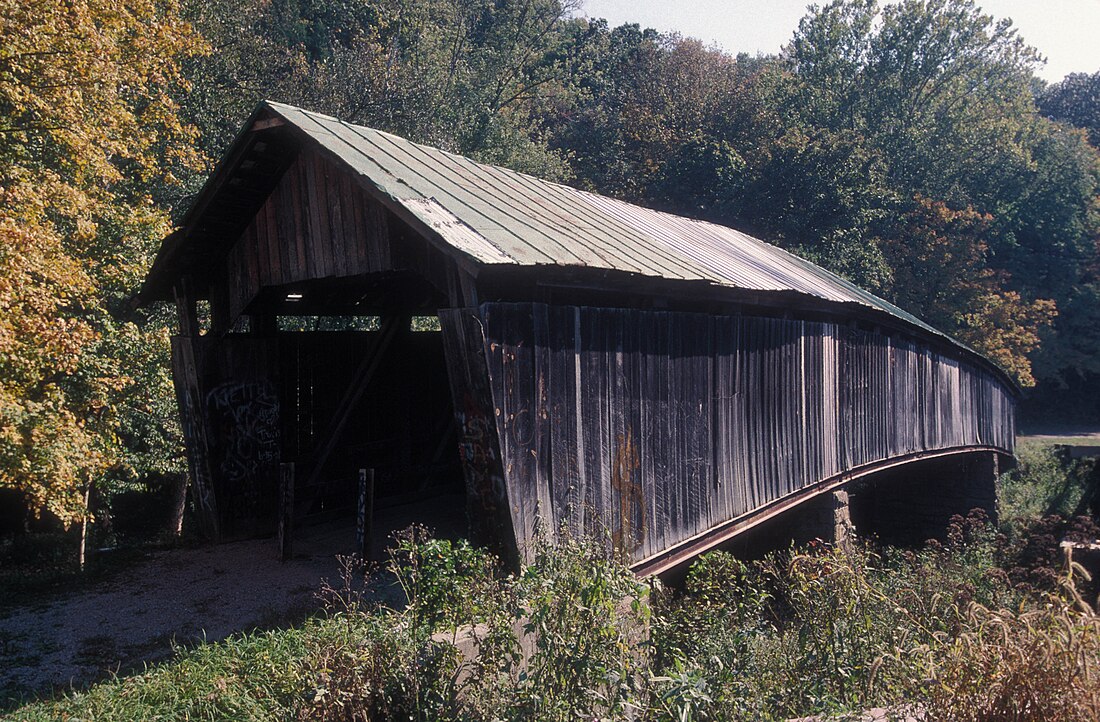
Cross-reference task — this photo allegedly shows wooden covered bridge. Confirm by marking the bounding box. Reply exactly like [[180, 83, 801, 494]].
[[140, 101, 1016, 575]]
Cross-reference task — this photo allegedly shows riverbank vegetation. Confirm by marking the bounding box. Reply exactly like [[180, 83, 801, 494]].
[[6, 502, 1099, 720]]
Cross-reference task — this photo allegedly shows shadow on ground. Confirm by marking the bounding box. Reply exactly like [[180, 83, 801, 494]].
[[0, 493, 465, 706]]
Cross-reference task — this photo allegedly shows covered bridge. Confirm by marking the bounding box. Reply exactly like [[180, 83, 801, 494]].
[[140, 101, 1016, 575]]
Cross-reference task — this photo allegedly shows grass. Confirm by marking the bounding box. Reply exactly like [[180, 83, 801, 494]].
[[5, 441, 1100, 720], [6, 514, 1100, 721]]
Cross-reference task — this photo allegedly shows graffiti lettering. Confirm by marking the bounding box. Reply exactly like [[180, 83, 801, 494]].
[[207, 381, 280, 514]]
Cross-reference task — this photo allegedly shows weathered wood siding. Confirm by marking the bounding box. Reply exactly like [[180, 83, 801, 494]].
[[224, 150, 391, 319], [474, 302, 1015, 565], [439, 309, 520, 567]]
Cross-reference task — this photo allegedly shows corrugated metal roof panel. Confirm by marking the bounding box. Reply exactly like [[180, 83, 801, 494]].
[[264, 101, 947, 339]]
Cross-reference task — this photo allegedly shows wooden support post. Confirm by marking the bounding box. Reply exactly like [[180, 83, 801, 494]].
[[170, 275, 220, 542], [357, 468, 375, 559], [278, 463, 294, 561]]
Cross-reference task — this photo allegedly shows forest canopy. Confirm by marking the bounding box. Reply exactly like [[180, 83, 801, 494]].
[[2, 0, 1099, 525]]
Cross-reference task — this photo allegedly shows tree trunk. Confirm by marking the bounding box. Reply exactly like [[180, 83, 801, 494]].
[[168, 471, 188, 538], [79, 482, 92, 572]]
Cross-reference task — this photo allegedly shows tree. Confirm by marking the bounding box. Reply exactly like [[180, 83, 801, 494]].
[[767, 0, 1098, 387], [1039, 71, 1100, 148], [735, 126, 895, 290], [0, 0, 205, 526], [881, 196, 1056, 385], [180, 0, 583, 180]]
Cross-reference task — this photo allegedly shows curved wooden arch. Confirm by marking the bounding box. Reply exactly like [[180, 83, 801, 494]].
[[630, 445, 1007, 578]]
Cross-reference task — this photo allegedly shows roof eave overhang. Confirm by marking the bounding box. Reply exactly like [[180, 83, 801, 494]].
[[137, 103, 294, 305], [136, 101, 1021, 396]]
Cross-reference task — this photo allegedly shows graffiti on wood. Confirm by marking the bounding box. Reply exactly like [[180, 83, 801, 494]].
[[207, 381, 280, 514], [179, 383, 219, 528], [457, 390, 508, 518]]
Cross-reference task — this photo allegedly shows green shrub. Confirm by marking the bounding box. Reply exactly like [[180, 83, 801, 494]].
[[9, 517, 1100, 722], [512, 533, 649, 721], [998, 440, 1095, 526]]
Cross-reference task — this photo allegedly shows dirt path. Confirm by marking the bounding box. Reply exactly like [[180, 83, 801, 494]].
[[1017, 427, 1100, 443], [0, 525, 353, 701], [0, 494, 465, 703]]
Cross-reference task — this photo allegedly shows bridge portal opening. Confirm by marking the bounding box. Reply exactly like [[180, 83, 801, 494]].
[[180, 271, 467, 555], [847, 451, 1000, 547]]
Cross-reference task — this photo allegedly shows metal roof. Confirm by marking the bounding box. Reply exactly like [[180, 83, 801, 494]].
[[263, 101, 949, 340]]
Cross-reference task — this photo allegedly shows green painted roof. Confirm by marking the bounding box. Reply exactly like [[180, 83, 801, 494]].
[[144, 101, 1012, 380], [263, 102, 955, 344]]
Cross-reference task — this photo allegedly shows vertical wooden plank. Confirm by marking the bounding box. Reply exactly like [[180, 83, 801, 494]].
[[580, 307, 612, 544], [371, 196, 391, 271], [608, 309, 627, 557], [314, 154, 334, 278], [607, 308, 646, 561], [326, 159, 349, 278], [759, 319, 777, 502], [262, 196, 280, 287], [741, 317, 759, 511], [640, 310, 667, 554], [278, 462, 293, 562], [345, 173, 369, 275], [690, 312, 714, 534], [666, 313, 686, 541], [272, 172, 292, 287], [548, 305, 580, 537], [626, 311, 649, 562], [638, 312, 660, 554], [290, 157, 314, 280], [266, 184, 287, 286], [483, 304, 541, 559], [439, 308, 520, 569], [532, 304, 554, 534], [247, 213, 263, 302], [303, 152, 326, 278], [712, 316, 729, 523]]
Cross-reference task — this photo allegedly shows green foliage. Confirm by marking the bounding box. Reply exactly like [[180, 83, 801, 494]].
[[0, 0, 205, 526], [9, 522, 1100, 721], [737, 126, 895, 289], [998, 440, 1096, 525], [180, 0, 582, 181], [390, 526, 507, 632], [1039, 71, 1100, 148], [512, 533, 649, 720]]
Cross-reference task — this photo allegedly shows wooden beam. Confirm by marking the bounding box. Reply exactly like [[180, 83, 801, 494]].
[[438, 309, 521, 569], [278, 463, 294, 561], [170, 334, 220, 541], [173, 277, 199, 338], [252, 117, 286, 132], [169, 277, 222, 540], [357, 468, 375, 559]]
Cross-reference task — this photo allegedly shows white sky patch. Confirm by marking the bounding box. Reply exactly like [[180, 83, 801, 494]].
[[579, 0, 1100, 83]]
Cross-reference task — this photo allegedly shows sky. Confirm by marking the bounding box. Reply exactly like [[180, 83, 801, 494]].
[[579, 0, 1100, 82]]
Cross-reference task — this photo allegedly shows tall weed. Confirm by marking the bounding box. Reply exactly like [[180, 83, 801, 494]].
[[10, 516, 1100, 721]]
